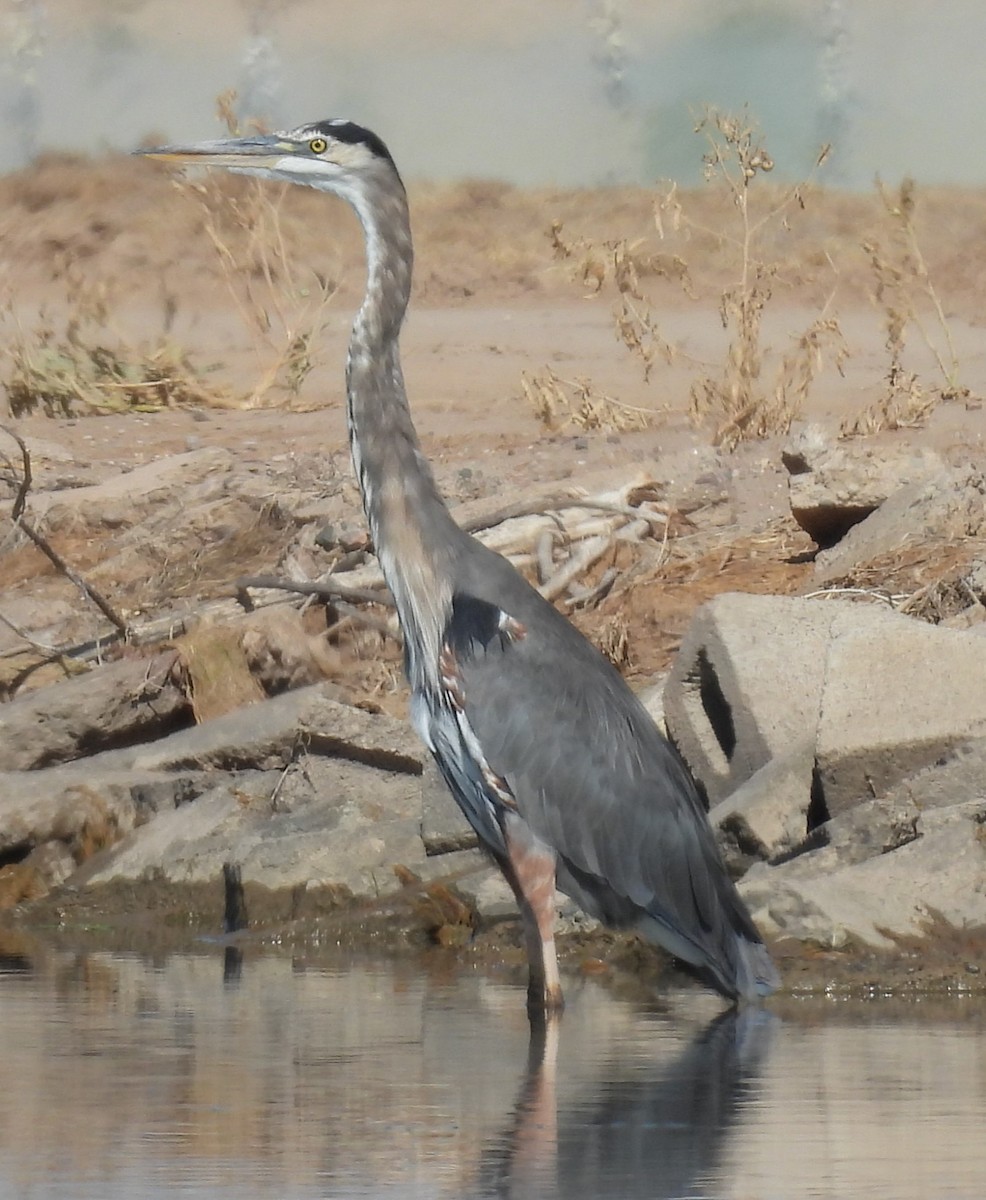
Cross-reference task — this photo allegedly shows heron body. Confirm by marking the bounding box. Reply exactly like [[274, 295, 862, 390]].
[[139, 120, 778, 1009]]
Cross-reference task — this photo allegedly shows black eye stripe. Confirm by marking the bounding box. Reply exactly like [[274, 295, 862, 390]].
[[305, 120, 396, 169]]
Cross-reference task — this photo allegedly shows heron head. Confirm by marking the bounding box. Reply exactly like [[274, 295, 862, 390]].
[[135, 118, 400, 196]]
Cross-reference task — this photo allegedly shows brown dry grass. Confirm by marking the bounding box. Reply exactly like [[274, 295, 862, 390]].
[[168, 92, 340, 409], [841, 178, 968, 437], [3, 270, 232, 418], [823, 540, 986, 623], [520, 367, 654, 433], [537, 107, 850, 449]]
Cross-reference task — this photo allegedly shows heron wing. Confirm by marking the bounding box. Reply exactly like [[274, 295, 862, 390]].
[[442, 582, 761, 963]]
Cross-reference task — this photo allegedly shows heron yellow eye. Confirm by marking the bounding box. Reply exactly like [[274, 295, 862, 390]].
[[309, 137, 328, 154]]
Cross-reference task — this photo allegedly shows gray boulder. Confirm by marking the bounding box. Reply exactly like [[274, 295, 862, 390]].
[[782, 425, 943, 547], [814, 465, 986, 584], [741, 805, 985, 950], [666, 593, 986, 819]]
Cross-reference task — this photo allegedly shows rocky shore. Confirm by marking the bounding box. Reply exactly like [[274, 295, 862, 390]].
[[2, 424, 985, 997]]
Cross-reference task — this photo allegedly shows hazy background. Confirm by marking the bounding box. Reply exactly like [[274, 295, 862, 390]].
[[0, 0, 982, 188]]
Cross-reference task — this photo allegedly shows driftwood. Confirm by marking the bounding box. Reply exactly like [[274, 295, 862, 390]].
[[303, 479, 669, 597], [539, 534, 614, 603], [223, 480, 671, 644], [1, 471, 672, 682], [234, 574, 395, 610]]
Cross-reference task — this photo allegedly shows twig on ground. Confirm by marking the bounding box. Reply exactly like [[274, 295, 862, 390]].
[[0, 609, 62, 656], [1, 426, 130, 637], [234, 574, 396, 609], [564, 567, 618, 611], [801, 586, 899, 606], [455, 491, 584, 533]]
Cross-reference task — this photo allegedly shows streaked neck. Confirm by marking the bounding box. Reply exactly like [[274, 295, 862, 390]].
[[343, 173, 461, 685]]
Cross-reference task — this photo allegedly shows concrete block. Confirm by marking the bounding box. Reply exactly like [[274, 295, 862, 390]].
[[817, 608, 986, 814], [709, 747, 815, 873], [814, 465, 986, 584], [881, 737, 986, 813], [783, 424, 943, 547], [635, 672, 669, 735], [665, 594, 868, 805]]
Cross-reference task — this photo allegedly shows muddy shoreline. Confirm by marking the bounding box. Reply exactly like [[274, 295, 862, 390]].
[[6, 870, 985, 1005]]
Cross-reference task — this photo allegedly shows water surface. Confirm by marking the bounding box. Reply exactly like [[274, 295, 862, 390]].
[[0, 946, 984, 1198]]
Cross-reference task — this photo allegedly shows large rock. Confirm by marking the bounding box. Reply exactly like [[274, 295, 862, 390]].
[[665, 594, 848, 805], [81, 755, 427, 897], [0, 652, 190, 771], [816, 614, 986, 815], [741, 806, 985, 949], [666, 593, 986, 818], [31, 447, 237, 530], [782, 425, 943, 548], [0, 683, 430, 907], [0, 766, 180, 856], [814, 465, 986, 584], [739, 738, 986, 949], [0, 760, 214, 908]]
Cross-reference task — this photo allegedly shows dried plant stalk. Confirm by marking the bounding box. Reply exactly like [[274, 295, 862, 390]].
[[842, 178, 965, 436], [522, 368, 653, 433], [687, 109, 837, 449], [545, 107, 841, 451], [174, 90, 339, 409], [3, 270, 230, 418]]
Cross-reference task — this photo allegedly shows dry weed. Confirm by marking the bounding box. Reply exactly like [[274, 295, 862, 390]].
[[3, 271, 229, 417], [686, 109, 838, 449], [594, 612, 632, 668], [714, 315, 850, 447], [842, 178, 965, 437], [544, 107, 842, 450], [549, 219, 681, 382], [521, 367, 653, 433], [174, 91, 339, 409]]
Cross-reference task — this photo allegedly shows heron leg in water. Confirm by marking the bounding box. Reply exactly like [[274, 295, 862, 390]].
[[501, 816, 564, 1013]]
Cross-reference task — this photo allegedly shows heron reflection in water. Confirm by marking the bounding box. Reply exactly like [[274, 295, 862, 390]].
[[478, 1008, 776, 1199]]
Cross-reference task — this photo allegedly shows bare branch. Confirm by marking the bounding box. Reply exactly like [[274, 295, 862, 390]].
[[234, 574, 396, 610], [1, 426, 130, 636]]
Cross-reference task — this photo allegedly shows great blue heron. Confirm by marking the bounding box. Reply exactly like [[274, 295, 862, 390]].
[[138, 120, 778, 1011]]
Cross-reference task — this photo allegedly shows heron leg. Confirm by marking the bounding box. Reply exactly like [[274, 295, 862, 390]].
[[501, 817, 565, 1014]]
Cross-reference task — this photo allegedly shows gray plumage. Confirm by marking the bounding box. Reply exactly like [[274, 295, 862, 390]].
[[137, 120, 778, 1008]]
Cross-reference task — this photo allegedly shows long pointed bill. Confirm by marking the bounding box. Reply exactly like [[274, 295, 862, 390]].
[[134, 134, 298, 169]]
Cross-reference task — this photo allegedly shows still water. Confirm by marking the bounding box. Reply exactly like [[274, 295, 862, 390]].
[[0, 945, 984, 1199]]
